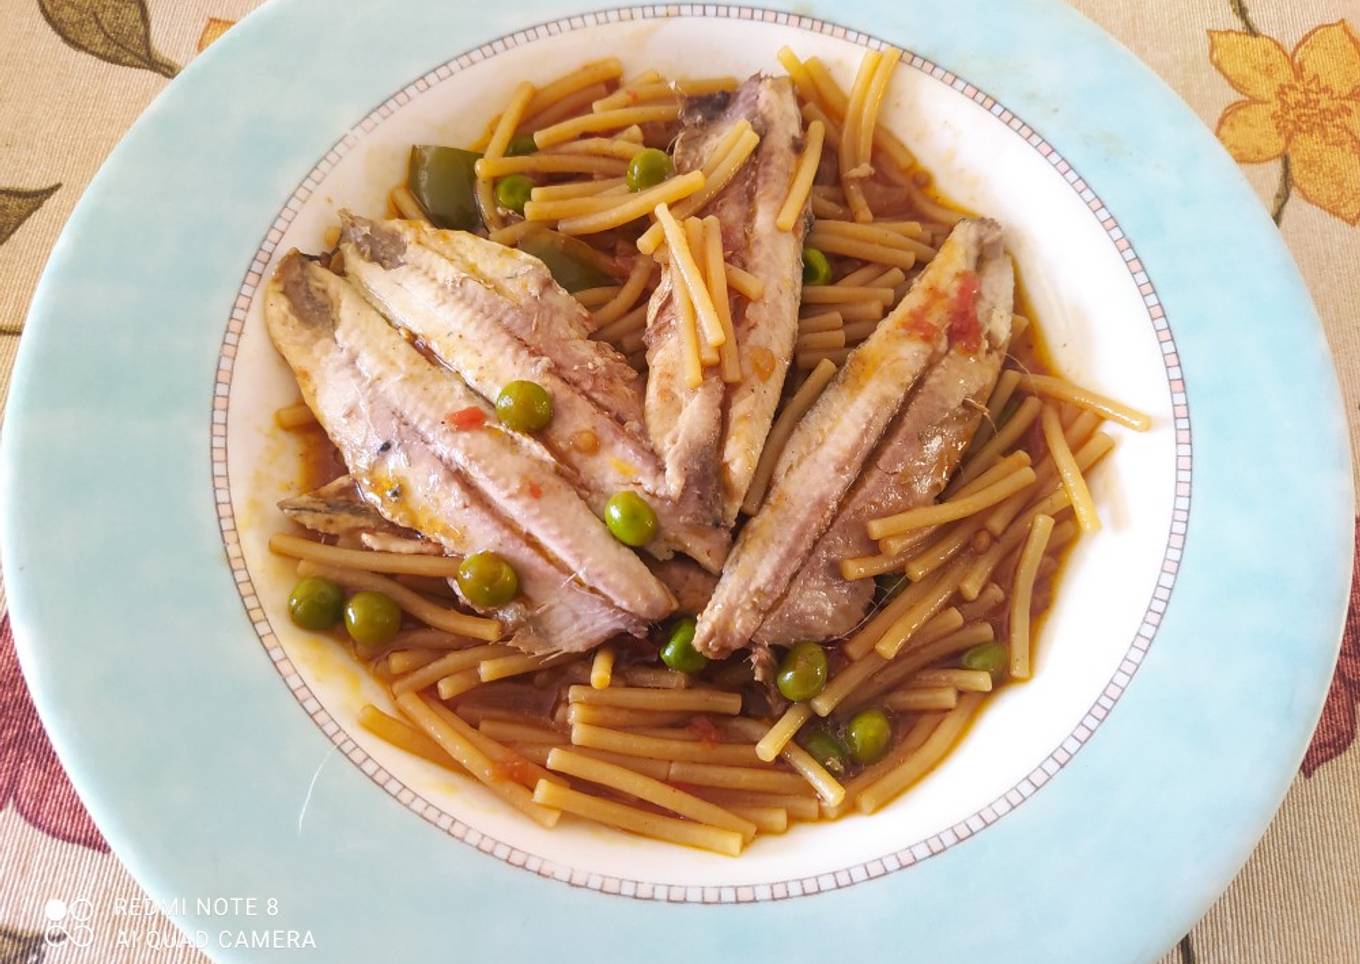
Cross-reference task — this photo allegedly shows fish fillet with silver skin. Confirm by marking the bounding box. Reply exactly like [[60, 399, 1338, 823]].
[[265, 252, 671, 653], [693, 218, 1013, 657], [643, 74, 808, 531], [754, 310, 1010, 644], [338, 214, 730, 571]]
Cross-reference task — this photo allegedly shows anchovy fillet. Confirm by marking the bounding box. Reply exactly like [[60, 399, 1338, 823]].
[[693, 219, 1011, 656], [265, 253, 656, 652], [340, 215, 730, 571]]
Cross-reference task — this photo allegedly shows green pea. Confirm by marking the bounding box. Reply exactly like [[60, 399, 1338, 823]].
[[603, 491, 658, 547], [288, 577, 345, 631], [456, 551, 520, 608], [845, 708, 893, 765], [495, 380, 553, 432], [776, 641, 829, 702], [961, 641, 1009, 682], [661, 616, 707, 674], [343, 591, 402, 654], [506, 133, 538, 156], [800, 726, 849, 776], [875, 573, 907, 602], [802, 247, 832, 285], [626, 148, 674, 192], [495, 174, 534, 215]]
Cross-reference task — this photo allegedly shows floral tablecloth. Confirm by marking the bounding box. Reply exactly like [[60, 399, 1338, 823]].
[[1, 2, 1356, 961]]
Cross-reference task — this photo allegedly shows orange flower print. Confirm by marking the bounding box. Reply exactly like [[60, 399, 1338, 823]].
[[1209, 20, 1360, 225], [197, 17, 236, 53]]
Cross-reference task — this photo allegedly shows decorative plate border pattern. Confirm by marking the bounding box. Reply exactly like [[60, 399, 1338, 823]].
[[209, 3, 1192, 904]]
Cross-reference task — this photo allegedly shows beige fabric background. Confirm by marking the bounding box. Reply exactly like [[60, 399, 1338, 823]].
[[0, 1, 1356, 961]]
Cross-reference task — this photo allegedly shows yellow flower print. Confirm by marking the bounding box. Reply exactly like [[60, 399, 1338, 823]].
[[197, 18, 236, 54], [1209, 20, 1360, 225]]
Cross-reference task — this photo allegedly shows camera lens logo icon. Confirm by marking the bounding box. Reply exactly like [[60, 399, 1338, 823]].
[[43, 898, 95, 948]]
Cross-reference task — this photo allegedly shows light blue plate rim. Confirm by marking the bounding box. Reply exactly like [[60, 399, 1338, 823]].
[[1, 1, 1352, 962]]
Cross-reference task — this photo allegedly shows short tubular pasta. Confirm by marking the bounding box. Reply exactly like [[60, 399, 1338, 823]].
[[532, 779, 743, 855], [479, 653, 559, 683], [556, 170, 706, 234], [478, 719, 565, 745], [756, 703, 814, 762], [814, 219, 935, 260], [386, 649, 441, 675], [566, 704, 690, 727], [866, 465, 1037, 539], [1009, 514, 1056, 680], [590, 646, 615, 689], [781, 740, 847, 806], [908, 668, 994, 693], [530, 177, 627, 201], [476, 80, 536, 229], [567, 685, 742, 714], [724, 718, 845, 805], [666, 761, 814, 796], [546, 748, 758, 840], [949, 396, 1044, 491], [691, 787, 820, 822], [838, 47, 882, 221], [845, 623, 995, 713], [532, 103, 681, 148], [982, 414, 1098, 536], [396, 694, 560, 829], [474, 154, 629, 178], [796, 329, 845, 351], [655, 203, 725, 357], [810, 653, 886, 717], [883, 686, 959, 712], [798, 310, 843, 333], [618, 666, 693, 690], [801, 284, 894, 304], [726, 805, 788, 834], [270, 533, 462, 577], [723, 262, 765, 300], [428, 702, 561, 791], [570, 722, 763, 765], [516, 745, 671, 781], [1019, 374, 1153, 431], [544, 136, 648, 159], [591, 75, 736, 112], [591, 257, 654, 327], [703, 216, 743, 382], [875, 555, 972, 659], [776, 118, 826, 231], [519, 58, 623, 124], [804, 230, 917, 270], [683, 217, 723, 361], [391, 644, 511, 695], [591, 302, 648, 343], [358, 704, 466, 773], [1040, 404, 1100, 533], [570, 285, 621, 308]]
